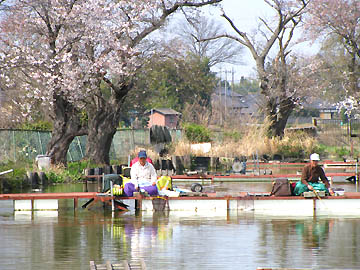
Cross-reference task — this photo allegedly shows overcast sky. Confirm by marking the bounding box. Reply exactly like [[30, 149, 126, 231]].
[[209, 0, 319, 80], [209, 0, 273, 79]]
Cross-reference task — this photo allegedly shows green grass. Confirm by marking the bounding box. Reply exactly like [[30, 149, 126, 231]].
[[317, 144, 360, 160]]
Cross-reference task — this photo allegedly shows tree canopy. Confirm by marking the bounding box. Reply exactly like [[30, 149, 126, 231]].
[[306, 0, 360, 116], [0, 0, 222, 164]]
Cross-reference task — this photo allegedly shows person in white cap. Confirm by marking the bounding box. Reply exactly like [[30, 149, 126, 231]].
[[294, 153, 334, 196]]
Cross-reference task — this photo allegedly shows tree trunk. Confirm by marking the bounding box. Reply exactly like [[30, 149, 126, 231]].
[[46, 95, 87, 165], [85, 108, 118, 165], [265, 96, 295, 138], [85, 80, 131, 165], [349, 52, 359, 94]]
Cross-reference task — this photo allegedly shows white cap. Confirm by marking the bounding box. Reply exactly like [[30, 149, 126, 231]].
[[310, 153, 320, 161]]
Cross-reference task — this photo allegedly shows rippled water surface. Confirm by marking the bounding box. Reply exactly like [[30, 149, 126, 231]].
[[1, 181, 360, 269]]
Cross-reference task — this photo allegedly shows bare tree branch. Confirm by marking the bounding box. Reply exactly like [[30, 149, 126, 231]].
[[131, 0, 222, 46], [175, 15, 243, 66], [218, 0, 310, 137]]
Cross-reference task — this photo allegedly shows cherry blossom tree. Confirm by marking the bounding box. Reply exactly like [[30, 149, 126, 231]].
[[306, 0, 360, 115], [0, 0, 90, 165], [0, 0, 222, 165]]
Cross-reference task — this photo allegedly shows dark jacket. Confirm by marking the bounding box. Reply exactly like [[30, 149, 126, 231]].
[[301, 164, 330, 188]]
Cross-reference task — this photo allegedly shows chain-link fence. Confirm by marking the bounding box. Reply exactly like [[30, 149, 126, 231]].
[[0, 129, 51, 161], [0, 128, 183, 162], [2, 121, 358, 163], [315, 118, 360, 147]]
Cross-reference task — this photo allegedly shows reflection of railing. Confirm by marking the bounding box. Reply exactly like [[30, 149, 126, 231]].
[[90, 259, 147, 269]]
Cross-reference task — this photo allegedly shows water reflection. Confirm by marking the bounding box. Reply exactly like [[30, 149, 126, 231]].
[[294, 219, 333, 249], [1, 207, 360, 270], [2, 181, 360, 270]]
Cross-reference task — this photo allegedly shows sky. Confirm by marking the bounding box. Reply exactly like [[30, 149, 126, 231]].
[[207, 0, 319, 80], [218, 0, 272, 78]]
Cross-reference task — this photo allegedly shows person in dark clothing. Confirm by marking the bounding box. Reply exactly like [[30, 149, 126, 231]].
[[294, 153, 334, 196]]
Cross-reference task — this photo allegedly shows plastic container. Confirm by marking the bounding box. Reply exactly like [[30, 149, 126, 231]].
[[35, 155, 51, 170], [334, 188, 345, 196]]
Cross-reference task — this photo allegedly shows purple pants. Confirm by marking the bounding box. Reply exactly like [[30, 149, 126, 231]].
[[124, 182, 158, 197]]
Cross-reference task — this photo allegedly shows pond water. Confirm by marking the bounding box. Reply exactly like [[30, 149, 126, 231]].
[[1, 182, 360, 269]]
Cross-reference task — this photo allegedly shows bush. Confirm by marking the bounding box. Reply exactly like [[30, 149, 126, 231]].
[[223, 130, 242, 142], [0, 160, 94, 188], [319, 145, 359, 160], [0, 160, 31, 191], [46, 160, 97, 183], [19, 120, 52, 131], [182, 123, 212, 143]]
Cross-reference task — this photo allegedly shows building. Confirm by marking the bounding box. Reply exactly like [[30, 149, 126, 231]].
[[211, 88, 247, 116], [211, 87, 263, 120], [304, 99, 338, 120], [145, 108, 181, 129]]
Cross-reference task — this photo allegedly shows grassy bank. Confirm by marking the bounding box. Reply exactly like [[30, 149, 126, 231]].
[[0, 160, 98, 192]]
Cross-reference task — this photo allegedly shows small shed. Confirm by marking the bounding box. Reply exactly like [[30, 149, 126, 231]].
[[145, 108, 181, 129], [319, 107, 338, 120]]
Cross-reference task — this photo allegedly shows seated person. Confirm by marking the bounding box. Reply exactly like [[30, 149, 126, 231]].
[[294, 153, 334, 196], [124, 151, 158, 197]]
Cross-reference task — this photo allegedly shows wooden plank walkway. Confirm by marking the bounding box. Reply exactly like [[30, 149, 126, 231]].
[[0, 192, 99, 200], [0, 192, 123, 210], [171, 172, 356, 184], [90, 259, 146, 270]]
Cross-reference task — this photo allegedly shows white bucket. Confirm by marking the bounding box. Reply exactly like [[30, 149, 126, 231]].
[[36, 155, 51, 170], [334, 188, 345, 196]]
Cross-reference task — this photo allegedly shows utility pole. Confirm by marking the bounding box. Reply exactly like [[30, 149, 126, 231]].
[[224, 69, 227, 125], [219, 68, 222, 126], [231, 68, 235, 117]]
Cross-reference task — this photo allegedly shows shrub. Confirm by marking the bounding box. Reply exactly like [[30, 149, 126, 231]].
[[182, 123, 212, 143], [0, 160, 31, 191], [223, 130, 242, 142], [46, 160, 98, 183], [19, 120, 52, 131]]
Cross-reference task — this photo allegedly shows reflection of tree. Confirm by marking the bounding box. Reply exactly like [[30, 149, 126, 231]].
[[269, 220, 297, 262], [54, 212, 104, 262]]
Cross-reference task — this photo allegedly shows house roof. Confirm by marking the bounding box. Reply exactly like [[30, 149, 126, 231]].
[[303, 98, 337, 111], [212, 89, 247, 109], [144, 108, 181, 116], [238, 93, 263, 115], [214, 88, 243, 97]]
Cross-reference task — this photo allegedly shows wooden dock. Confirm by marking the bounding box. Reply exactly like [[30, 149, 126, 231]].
[[90, 259, 146, 270], [171, 172, 356, 184], [2, 190, 360, 216], [0, 192, 127, 211]]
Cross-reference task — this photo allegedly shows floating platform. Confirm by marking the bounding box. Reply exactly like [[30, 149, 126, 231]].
[[136, 192, 360, 217], [2, 191, 360, 217], [170, 172, 356, 183], [0, 192, 116, 211]]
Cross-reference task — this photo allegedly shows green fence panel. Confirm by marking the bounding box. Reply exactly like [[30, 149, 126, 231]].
[[0, 128, 182, 162]]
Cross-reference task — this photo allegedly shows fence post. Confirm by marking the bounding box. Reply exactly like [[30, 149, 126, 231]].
[[38, 131, 44, 155], [76, 137, 84, 159], [12, 130, 16, 161]]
